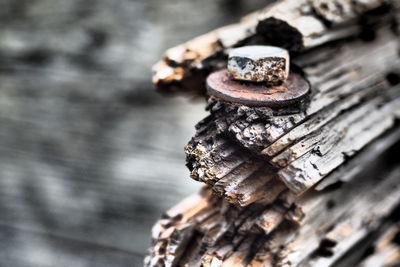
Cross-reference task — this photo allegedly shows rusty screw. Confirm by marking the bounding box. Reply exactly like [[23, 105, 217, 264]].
[[227, 45, 289, 84]]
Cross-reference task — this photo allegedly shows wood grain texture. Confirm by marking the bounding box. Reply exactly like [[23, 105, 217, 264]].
[[146, 0, 400, 266], [0, 0, 274, 266], [185, 14, 400, 201], [145, 158, 400, 266], [186, 29, 400, 202]]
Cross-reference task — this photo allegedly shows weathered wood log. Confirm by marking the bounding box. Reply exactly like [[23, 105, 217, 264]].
[[145, 157, 400, 266], [152, 0, 398, 96], [186, 23, 400, 201], [146, 0, 400, 266]]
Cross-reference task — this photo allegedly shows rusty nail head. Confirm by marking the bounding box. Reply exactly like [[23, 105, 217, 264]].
[[227, 45, 289, 84]]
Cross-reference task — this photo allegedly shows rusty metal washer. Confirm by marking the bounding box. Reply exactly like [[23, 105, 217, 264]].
[[206, 69, 310, 107]]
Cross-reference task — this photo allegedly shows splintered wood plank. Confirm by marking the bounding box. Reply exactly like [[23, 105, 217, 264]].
[[147, 1, 400, 266], [262, 30, 400, 157], [185, 23, 400, 199], [145, 161, 400, 267], [278, 94, 400, 194], [316, 127, 400, 190], [153, 0, 392, 95], [286, 166, 400, 266]]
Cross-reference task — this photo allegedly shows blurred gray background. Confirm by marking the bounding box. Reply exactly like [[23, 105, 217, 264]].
[[0, 0, 267, 266]]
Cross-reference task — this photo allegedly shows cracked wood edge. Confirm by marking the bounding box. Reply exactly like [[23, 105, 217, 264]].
[[185, 23, 400, 198], [152, 0, 394, 95], [278, 89, 400, 193], [144, 162, 400, 267]]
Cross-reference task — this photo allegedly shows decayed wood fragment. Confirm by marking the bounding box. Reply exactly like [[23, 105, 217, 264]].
[[145, 162, 400, 267], [315, 126, 400, 190], [146, 0, 400, 266], [186, 25, 400, 199], [183, 7, 400, 197], [152, 0, 396, 96]]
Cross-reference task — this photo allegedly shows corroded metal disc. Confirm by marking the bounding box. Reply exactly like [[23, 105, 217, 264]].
[[206, 69, 310, 107]]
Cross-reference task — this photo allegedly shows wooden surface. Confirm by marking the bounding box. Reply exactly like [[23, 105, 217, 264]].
[[146, 0, 400, 266], [0, 94, 206, 266], [182, 0, 400, 204], [0, 0, 271, 266]]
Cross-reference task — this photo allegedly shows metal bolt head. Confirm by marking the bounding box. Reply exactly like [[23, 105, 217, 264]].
[[227, 45, 290, 84]]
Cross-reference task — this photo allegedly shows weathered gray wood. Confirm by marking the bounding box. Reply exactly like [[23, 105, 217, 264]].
[[0, 97, 206, 267], [186, 24, 400, 201], [152, 0, 395, 95], [278, 91, 400, 193], [316, 127, 400, 190], [146, 0, 400, 266], [145, 159, 400, 266], [2, 0, 276, 265]]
